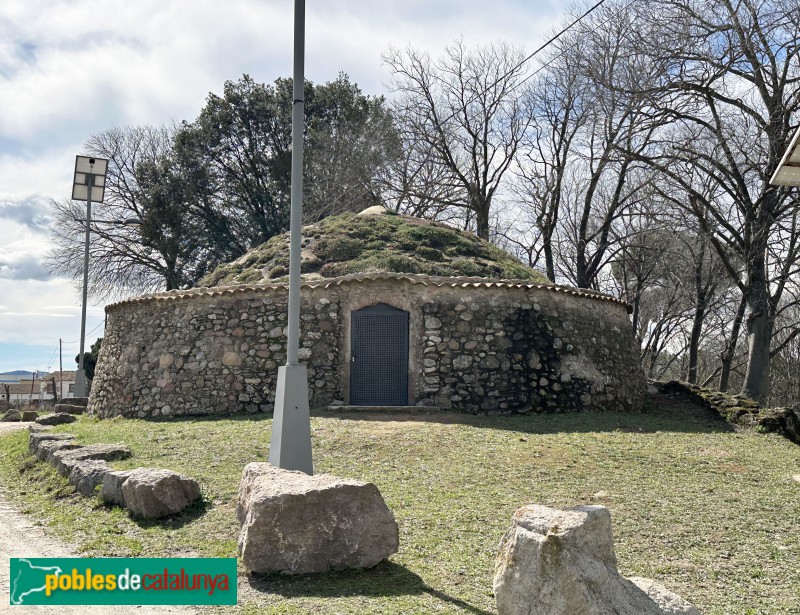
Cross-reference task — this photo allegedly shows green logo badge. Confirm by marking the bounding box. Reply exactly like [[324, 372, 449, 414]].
[[10, 558, 237, 606]]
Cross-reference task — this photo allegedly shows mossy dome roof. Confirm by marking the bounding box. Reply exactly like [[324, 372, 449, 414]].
[[199, 208, 547, 287]]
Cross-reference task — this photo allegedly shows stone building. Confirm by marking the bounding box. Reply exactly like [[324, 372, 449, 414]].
[[89, 271, 645, 418]]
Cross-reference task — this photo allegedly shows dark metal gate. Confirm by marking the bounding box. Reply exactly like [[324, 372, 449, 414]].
[[350, 304, 409, 406]]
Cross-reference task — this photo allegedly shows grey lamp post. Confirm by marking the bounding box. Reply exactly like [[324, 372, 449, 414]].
[[268, 0, 314, 474], [71, 155, 109, 398]]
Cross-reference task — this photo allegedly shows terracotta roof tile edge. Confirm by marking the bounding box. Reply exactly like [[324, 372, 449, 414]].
[[105, 272, 631, 312]]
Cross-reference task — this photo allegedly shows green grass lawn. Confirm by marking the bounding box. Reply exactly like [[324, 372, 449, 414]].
[[1, 395, 799, 614]]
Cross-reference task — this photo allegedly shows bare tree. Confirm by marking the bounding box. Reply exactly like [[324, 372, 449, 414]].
[[770, 302, 800, 406], [384, 40, 531, 240], [382, 125, 467, 223], [620, 0, 800, 401], [48, 125, 180, 300], [514, 3, 668, 289], [48, 124, 220, 299], [512, 32, 588, 281]]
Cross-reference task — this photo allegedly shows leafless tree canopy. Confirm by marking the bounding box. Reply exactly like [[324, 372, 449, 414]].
[[48, 125, 186, 300], [384, 40, 532, 240]]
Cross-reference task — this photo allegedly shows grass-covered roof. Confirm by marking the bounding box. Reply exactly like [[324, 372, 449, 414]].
[[199, 209, 547, 287]]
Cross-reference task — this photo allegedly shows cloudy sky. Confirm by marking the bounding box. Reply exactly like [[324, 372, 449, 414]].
[[0, 0, 570, 374]]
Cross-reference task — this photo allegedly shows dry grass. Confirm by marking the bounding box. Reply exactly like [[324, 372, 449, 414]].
[[0, 394, 798, 614]]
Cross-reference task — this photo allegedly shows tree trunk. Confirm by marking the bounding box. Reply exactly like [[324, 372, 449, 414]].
[[630, 289, 641, 339], [474, 198, 490, 241], [543, 234, 556, 283], [687, 240, 713, 385], [575, 240, 589, 289], [741, 250, 772, 402], [686, 303, 706, 384], [741, 304, 772, 403], [719, 293, 746, 392]]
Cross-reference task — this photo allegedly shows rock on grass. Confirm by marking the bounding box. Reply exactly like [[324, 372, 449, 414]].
[[121, 468, 201, 519], [237, 463, 399, 574], [494, 504, 700, 615]]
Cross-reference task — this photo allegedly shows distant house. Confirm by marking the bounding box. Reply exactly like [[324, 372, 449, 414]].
[[5, 371, 78, 404], [45, 371, 78, 399], [7, 382, 40, 404]]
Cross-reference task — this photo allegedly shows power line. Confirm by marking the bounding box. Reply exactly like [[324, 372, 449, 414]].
[[43, 342, 60, 373], [512, 0, 640, 93], [408, 0, 623, 130], [62, 320, 105, 346], [500, 0, 610, 89]]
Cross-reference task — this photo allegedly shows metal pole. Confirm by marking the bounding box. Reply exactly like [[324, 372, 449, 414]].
[[268, 0, 313, 474], [75, 171, 93, 398], [286, 0, 305, 367]]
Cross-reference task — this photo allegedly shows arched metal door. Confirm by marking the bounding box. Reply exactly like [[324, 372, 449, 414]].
[[350, 304, 409, 405]]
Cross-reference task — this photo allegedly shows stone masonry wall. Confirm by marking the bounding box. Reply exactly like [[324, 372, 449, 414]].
[[89, 273, 645, 418]]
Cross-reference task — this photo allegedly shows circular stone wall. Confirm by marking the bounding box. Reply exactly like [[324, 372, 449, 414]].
[[89, 273, 646, 418]]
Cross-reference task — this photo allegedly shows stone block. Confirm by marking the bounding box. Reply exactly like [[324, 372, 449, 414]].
[[493, 504, 699, 615], [1, 410, 21, 422], [69, 460, 111, 497], [55, 404, 85, 415], [29, 432, 76, 456], [237, 463, 399, 574], [101, 470, 136, 507], [121, 468, 201, 519], [52, 444, 132, 476], [36, 439, 82, 463], [21, 410, 39, 421], [35, 413, 77, 426], [222, 351, 242, 367]]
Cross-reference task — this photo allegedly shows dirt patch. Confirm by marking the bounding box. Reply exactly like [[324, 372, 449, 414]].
[[0, 421, 37, 437]]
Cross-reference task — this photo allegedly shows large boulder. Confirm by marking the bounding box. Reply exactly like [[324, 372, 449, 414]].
[[493, 505, 700, 615], [758, 407, 800, 444], [36, 439, 82, 463], [121, 468, 201, 519], [21, 410, 39, 421], [237, 463, 399, 574], [35, 413, 77, 426], [1, 410, 21, 422], [101, 470, 136, 507]]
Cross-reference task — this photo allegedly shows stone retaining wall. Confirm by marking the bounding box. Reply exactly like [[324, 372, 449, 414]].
[[89, 273, 645, 418]]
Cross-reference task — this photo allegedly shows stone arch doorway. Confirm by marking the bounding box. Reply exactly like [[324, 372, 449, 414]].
[[350, 303, 409, 405]]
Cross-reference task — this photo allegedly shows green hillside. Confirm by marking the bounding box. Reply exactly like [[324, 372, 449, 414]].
[[200, 210, 546, 287]]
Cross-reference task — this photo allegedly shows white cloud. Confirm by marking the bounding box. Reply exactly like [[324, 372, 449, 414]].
[[0, 276, 105, 355]]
